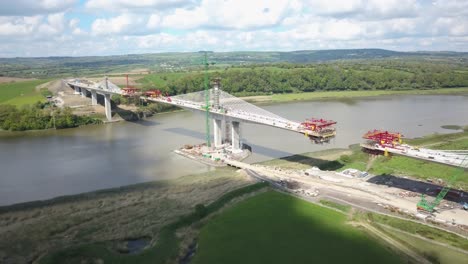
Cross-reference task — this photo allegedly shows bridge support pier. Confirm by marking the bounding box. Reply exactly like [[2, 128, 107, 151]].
[[91, 90, 97, 105], [81, 88, 87, 98], [104, 93, 112, 121], [213, 118, 222, 148], [223, 120, 231, 144], [74, 86, 80, 95], [231, 121, 241, 151]]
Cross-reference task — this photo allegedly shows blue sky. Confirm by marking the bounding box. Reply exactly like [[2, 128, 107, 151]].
[[0, 0, 467, 57]]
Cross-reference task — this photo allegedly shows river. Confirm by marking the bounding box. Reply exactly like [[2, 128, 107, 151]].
[[1, 94, 467, 205]]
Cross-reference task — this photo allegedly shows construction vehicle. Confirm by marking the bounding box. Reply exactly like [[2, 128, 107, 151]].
[[417, 155, 467, 213]]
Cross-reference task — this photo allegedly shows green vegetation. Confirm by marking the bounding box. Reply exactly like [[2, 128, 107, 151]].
[[261, 129, 468, 189], [365, 212, 468, 250], [379, 225, 468, 264], [40, 182, 268, 264], [0, 79, 49, 106], [0, 79, 99, 131], [0, 167, 251, 263], [319, 199, 351, 212], [405, 130, 468, 150], [2, 49, 467, 78], [137, 61, 468, 97], [137, 72, 186, 90], [0, 103, 102, 131], [339, 141, 468, 189], [193, 191, 402, 264], [369, 156, 468, 188]]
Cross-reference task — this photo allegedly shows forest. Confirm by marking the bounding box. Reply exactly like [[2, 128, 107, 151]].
[[0, 103, 102, 131], [141, 60, 468, 96]]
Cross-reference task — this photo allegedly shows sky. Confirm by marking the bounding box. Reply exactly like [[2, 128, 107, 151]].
[[0, 0, 467, 57]]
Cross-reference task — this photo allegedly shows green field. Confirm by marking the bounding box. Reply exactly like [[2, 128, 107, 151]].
[[137, 72, 187, 89], [367, 213, 468, 250], [379, 225, 468, 264], [193, 191, 402, 264], [0, 80, 49, 106]]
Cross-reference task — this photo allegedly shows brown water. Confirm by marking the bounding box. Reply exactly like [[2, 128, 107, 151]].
[[1, 94, 467, 205]]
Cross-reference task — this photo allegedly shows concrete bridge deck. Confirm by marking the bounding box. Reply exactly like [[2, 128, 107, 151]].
[[361, 143, 468, 169]]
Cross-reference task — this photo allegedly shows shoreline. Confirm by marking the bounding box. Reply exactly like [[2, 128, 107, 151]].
[[242, 87, 468, 103], [1, 130, 467, 263], [1, 128, 467, 208], [1, 87, 467, 135]]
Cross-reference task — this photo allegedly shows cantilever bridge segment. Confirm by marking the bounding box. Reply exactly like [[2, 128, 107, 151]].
[[361, 130, 468, 169], [64, 78, 337, 150], [144, 88, 336, 150]]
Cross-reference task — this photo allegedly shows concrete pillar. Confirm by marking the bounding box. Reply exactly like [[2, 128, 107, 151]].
[[104, 93, 112, 121], [231, 121, 241, 150], [81, 88, 87, 98], [91, 90, 97, 105], [223, 120, 231, 144], [74, 86, 80, 95], [213, 118, 222, 148]]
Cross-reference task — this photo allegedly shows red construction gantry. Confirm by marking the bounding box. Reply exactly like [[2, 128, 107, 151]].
[[122, 74, 141, 96], [143, 89, 162, 98], [122, 87, 140, 96], [363, 130, 403, 148], [301, 118, 337, 131]]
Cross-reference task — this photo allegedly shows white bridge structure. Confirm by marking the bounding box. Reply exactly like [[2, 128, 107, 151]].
[[64, 78, 336, 151], [65, 78, 121, 120], [361, 143, 468, 169]]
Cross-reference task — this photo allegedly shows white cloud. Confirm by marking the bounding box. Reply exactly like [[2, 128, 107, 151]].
[[307, 0, 420, 19], [0, 12, 74, 39], [307, 0, 363, 15], [0, 0, 76, 16], [1, 0, 468, 57], [69, 18, 79, 29], [162, 0, 299, 30], [147, 14, 161, 29], [91, 14, 145, 35], [85, 0, 196, 11]]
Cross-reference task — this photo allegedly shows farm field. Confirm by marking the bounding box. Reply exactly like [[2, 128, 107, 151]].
[[0, 79, 49, 106], [193, 191, 403, 264]]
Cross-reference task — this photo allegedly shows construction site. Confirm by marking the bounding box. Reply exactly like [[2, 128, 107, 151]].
[[53, 52, 468, 243], [60, 68, 468, 236]]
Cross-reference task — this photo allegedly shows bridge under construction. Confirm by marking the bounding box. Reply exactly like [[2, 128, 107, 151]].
[[64, 77, 336, 152], [361, 130, 468, 169], [63, 77, 468, 217]]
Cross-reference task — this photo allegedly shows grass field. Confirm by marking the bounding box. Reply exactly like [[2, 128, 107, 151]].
[[0, 79, 49, 106], [369, 156, 468, 188], [366, 213, 468, 250], [193, 191, 403, 264], [137, 72, 187, 89], [37, 180, 268, 264], [379, 225, 468, 264]]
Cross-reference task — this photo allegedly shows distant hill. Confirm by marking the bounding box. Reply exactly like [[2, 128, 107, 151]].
[[1, 49, 467, 78]]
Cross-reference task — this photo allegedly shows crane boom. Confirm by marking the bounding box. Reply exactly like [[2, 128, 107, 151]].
[[417, 155, 467, 212]]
